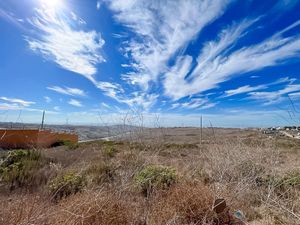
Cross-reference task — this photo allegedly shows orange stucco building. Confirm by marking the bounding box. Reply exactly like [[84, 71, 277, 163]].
[[0, 129, 78, 149]]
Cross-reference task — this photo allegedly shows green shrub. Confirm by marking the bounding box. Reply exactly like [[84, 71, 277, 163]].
[[256, 171, 300, 191], [49, 172, 85, 200], [192, 168, 211, 184], [134, 165, 177, 196], [103, 145, 118, 158], [281, 170, 300, 187], [164, 143, 198, 149], [0, 150, 48, 189], [54, 140, 78, 150], [85, 163, 115, 185], [235, 160, 265, 179], [256, 174, 277, 187]]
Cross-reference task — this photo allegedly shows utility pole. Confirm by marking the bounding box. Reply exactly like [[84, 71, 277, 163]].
[[200, 115, 203, 144], [41, 110, 45, 130]]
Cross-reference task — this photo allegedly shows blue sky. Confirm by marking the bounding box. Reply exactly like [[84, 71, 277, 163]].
[[1, 0, 300, 127]]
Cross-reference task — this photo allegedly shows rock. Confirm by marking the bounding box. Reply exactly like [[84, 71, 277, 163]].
[[213, 199, 246, 225]]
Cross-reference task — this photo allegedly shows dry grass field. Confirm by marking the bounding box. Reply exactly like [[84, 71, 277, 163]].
[[0, 128, 299, 225]]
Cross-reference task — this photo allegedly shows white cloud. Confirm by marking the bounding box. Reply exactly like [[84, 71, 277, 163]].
[[107, 0, 231, 89], [47, 86, 87, 97], [170, 103, 180, 109], [120, 93, 158, 111], [68, 99, 83, 107], [0, 9, 26, 31], [223, 76, 297, 97], [26, 7, 105, 81], [101, 102, 110, 108], [181, 98, 209, 109], [171, 98, 217, 110], [0, 97, 59, 114], [107, 1, 300, 109], [201, 102, 218, 109], [53, 106, 60, 111], [164, 19, 300, 100], [70, 11, 86, 25], [0, 103, 35, 112], [95, 81, 157, 110], [248, 84, 300, 105], [44, 96, 52, 103], [0, 103, 24, 110], [0, 97, 35, 107], [224, 85, 267, 97], [289, 92, 300, 99], [96, 1, 102, 10], [95, 82, 124, 100]]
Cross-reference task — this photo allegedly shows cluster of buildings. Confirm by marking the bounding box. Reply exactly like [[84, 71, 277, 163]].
[[262, 126, 300, 138]]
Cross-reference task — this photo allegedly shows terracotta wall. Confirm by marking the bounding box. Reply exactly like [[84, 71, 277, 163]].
[[0, 130, 39, 149], [0, 129, 78, 149], [37, 130, 78, 148]]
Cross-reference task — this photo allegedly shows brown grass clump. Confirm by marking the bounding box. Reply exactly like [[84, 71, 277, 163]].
[[148, 183, 215, 225], [50, 190, 140, 225], [0, 193, 52, 225], [84, 162, 116, 187]]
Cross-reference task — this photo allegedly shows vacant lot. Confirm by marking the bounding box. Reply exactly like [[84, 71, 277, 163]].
[[0, 128, 299, 225]]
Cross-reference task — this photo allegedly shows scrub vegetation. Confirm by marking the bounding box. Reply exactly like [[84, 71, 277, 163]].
[[0, 128, 299, 224]]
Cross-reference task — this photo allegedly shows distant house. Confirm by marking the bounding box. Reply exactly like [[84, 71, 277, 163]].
[[284, 126, 292, 130]]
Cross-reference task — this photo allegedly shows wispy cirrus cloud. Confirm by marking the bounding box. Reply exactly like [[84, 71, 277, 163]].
[[101, 102, 110, 109], [106, 1, 300, 109], [0, 103, 25, 111], [222, 77, 297, 97], [0, 97, 58, 114], [47, 86, 87, 97], [223, 85, 267, 97], [106, 0, 231, 89], [248, 84, 300, 105], [96, 81, 157, 110], [164, 19, 300, 100], [95, 82, 124, 100], [0, 8, 25, 31], [44, 96, 52, 103], [26, 7, 105, 81], [0, 97, 35, 107], [170, 98, 217, 110], [289, 92, 300, 99], [53, 106, 60, 111], [68, 99, 83, 107], [25, 6, 145, 109]]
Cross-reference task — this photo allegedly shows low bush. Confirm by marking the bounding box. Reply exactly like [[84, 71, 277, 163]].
[[85, 163, 115, 185], [134, 165, 177, 196], [192, 167, 211, 184], [235, 160, 265, 180], [0, 150, 49, 189], [149, 183, 215, 224], [164, 143, 198, 149], [257, 170, 300, 189], [103, 145, 118, 158], [48, 172, 85, 200], [281, 170, 300, 187], [49, 191, 137, 225], [53, 140, 78, 150]]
